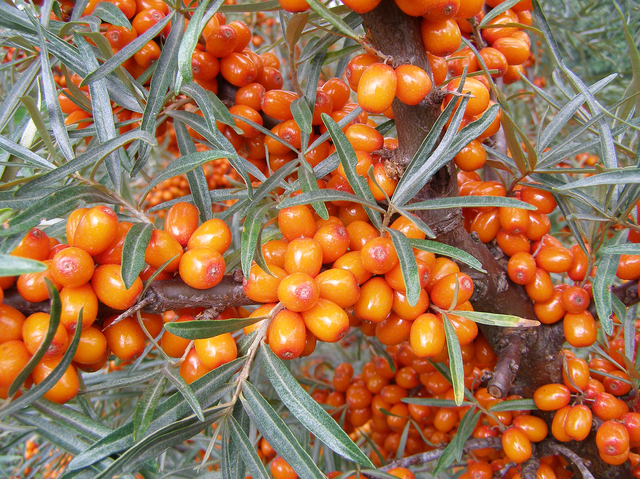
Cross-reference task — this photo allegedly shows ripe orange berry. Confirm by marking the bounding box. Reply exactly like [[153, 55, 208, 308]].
[[564, 404, 592, 442], [357, 63, 397, 114], [277, 0, 309, 12], [597, 420, 630, 456], [283, 238, 323, 277], [164, 202, 200, 247], [205, 24, 237, 58], [243, 263, 287, 303], [345, 53, 379, 91], [603, 370, 632, 397], [593, 392, 629, 421], [520, 186, 557, 214], [478, 46, 509, 78], [72, 205, 119, 256], [314, 268, 361, 309], [278, 205, 316, 242], [178, 247, 225, 290], [361, 236, 399, 275], [430, 272, 474, 309], [481, 9, 518, 44], [420, 18, 461, 57], [270, 456, 298, 479], [454, 140, 486, 172], [11, 228, 49, 261], [512, 414, 548, 443], [60, 284, 99, 331], [277, 273, 320, 312], [524, 268, 554, 303], [368, 162, 398, 201], [161, 315, 193, 358], [92, 264, 142, 310], [94, 222, 133, 265], [445, 77, 490, 118], [103, 315, 146, 361], [560, 286, 590, 313], [301, 298, 349, 343], [187, 218, 232, 254], [267, 309, 307, 360], [0, 340, 31, 388], [345, 123, 384, 153], [145, 229, 183, 272], [502, 427, 532, 463], [507, 251, 537, 285], [179, 348, 212, 384], [50, 247, 94, 288], [32, 357, 79, 404], [194, 333, 237, 369], [23, 312, 68, 358], [73, 326, 108, 365], [17, 261, 61, 303], [562, 356, 590, 392], [493, 36, 530, 66], [410, 313, 445, 358], [220, 52, 258, 87], [563, 311, 597, 348], [354, 277, 393, 323], [0, 304, 26, 344], [533, 384, 571, 411], [313, 223, 350, 264]]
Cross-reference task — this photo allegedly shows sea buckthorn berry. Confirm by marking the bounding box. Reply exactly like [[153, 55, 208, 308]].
[[447, 310, 478, 345], [235, 82, 266, 111], [321, 78, 350, 110], [270, 455, 299, 479], [445, 78, 490, 118], [589, 358, 617, 383], [357, 63, 397, 114], [0, 340, 31, 388], [512, 415, 548, 443], [94, 222, 133, 265], [603, 370, 632, 397], [145, 229, 183, 272], [430, 272, 474, 310], [507, 252, 536, 285], [179, 247, 225, 290], [49, 246, 94, 288], [22, 312, 68, 358], [502, 427, 532, 463], [179, 348, 212, 384], [533, 384, 571, 411], [228, 21, 251, 53], [434, 407, 457, 432], [600, 449, 630, 466], [393, 289, 430, 320], [17, 261, 61, 303], [454, 140, 486, 172], [66, 208, 88, 247], [421, 18, 461, 57], [535, 246, 574, 274], [354, 277, 393, 323], [60, 284, 99, 331], [190, 49, 219, 82], [564, 404, 592, 442], [478, 47, 509, 78], [568, 244, 589, 281], [361, 236, 399, 274], [470, 209, 501, 243], [447, 45, 478, 77], [410, 313, 445, 358], [228, 104, 263, 139], [493, 36, 530, 66], [425, 257, 460, 293], [481, 9, 518, 44], [597, 420, 630, 456], [205, 24, 237, 58], [617, 255, 640, 280], [333, 250, 373, 285], [278, 0, 309, 12], [339, 202, 369, 225], [103, 315, 146, 361], [621, 412, 640, 443], [387, 467, 415, 479], [333, 362, 354, 392], [164, 202, 199, 247], [520, 186, 557, 214], [73, 205, 119, 256], [563, 311, 597, 348], [301, 298, 349, 343], [194, 333, 237, 369], [277, 273, 319, 312], [92, 264, 143, 310], [563, 356, 589, 392], [312, 89, 333, 124], [32, 357, 79, 404], [551, 406, 572, 442], [499, 207, 530, 235], [497, 230, 532, 258], [220, 52, 258, 87], [374, 313, 411, 346], [386, 258, 431, 292], [533, 289, 565, 324], [267, 309, 306, 360], [262, 240, 288, 270], [313, 223, 350, 263], [278, 205, 316, 242], [347, 220, 380, 251], [315, 268, 360, 309], [284, 238, 323, 277], [161, 315, 193, 358], [345, 53, 379, 91], [0, 305, 26, 344], [11, 228, 49, 261], [524, 268, 554, 303], [261, 90, 298, 121], [345, 123, 384, 152], [560, 286, 589, 313], [105, 24, 138, 50], [134, 39, 161, 68], [187, 218, 232, 254], [456, 0, 483, 18], [243, 264, 287, 304], [73, 326, 107, 365], [424, 0, 460, 21], [368, 161, 398, 201]]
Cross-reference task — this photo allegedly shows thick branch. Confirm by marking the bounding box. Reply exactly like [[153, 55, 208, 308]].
[[486, 334, 525, 399]]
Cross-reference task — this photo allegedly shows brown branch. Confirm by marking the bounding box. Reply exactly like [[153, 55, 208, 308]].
[[521, 446, 540, 479], [486, 334, 525, 399], [546, 442, 596, 479]]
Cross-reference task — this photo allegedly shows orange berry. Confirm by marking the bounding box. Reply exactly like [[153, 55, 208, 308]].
[[0, 304, 26, 344], [194, 333, 237, 369], [49, 247, 94, 288], [445, 77, 490, 118], [410, 313, 445, 358], [243, 263, 287, 303], [563, 311, 597, 348], [361, 236, 399, 274], [507, 251, 537, 285], [430, 272, 474, 309], [357, 63, 397, 114], [301, 298, 349, 343], [145, 229, 183, 272], [267, 309, 307, 360], [161, 315, 193, 358], [92, 264, 142, 310], [60, 283, 99, 331], [564, 404, 592, 442], [164, 202, 200, 247], [420, 18, 461, 57], [277, 0, 309, 13], [179, 247, 225, 290], [179, 348, 212, 384], [502, 427, 532, 463], [73, 205, 119, 256], [187, 218, 232, 254], [533, 384, 571, 411], [23, 312, 68, 358], [283, 238, 323, 277], [354, 277, 393, 323], [278, 205, 316, 242], [512, 414, 548, 443], [73, 326, 108, 365], [277, 273, 320, 312], [103, 315, 146, 361], [32, 357, 79, 404], [315, 268, 360, 309], [0, 340, 31, 388], [597, 420, 630, 456]]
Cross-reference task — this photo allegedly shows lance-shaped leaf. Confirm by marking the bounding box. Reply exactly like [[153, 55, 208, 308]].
[[240, 202, 272, 278], [164, 316, 268, 340], [121, 223, 153, 289], [322, 113, 381, 229], [434, 409, 481, 475], [82, 370, 162, 394], [385, 227, 420, 307], [488, 399, 537, 412], [556, 169, 640, 190], [240, 381, 325, 479], [91, 1, 131, 28], [33, 399, 112, 441], [402, 397, 473, 407], [229, 416, 269, 479], [0, 255, 47, 276], [305, 0, 358, 39], [410, 239, 485, 272], [133, 375, 168, 441], [2, 185, 115, 237], [261, 344, 375, 468], [442, 313, 465, 406], [297, 161, 328, 219], [0, 45, 39, 132], [447, 310, 540, 328], [602, 244, 640, 255], [403, 196, 536, 211], [278, 189, 383, 211], [162, 365, 204, 422], [291, 97, 313, 135], [594, 230, 626, 335]]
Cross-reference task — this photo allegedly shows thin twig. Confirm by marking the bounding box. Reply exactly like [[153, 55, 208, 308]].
[[105, 296, 152, 329], [547, 442, 596, 479]]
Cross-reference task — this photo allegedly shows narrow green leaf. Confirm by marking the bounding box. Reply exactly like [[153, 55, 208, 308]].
[[261, 344, 375, 468], [410, 239, 486, 273], [0, 49, 39, 133], [297, 161, 329, 219], [240, 381, 325, 479], [222, 423, 238, 479], [402, 398, 472, 407], [291, 97, 313, 135], [33, 399, 112, 441], [0, 255, 47, 276], [488, 399, 537, 412], [434, 409, 481, 474], [322, 113, 381, 229], [162, 365, 205, 423], [140, 150, 233, 199], [81, 370, 162, 394], [305, 0, 357, 39], [228, 416, 269, 479], [121, 223, 153, 289], [594, 230, 626, 335], [556, 169, 640, 190], [133, 375, 168, 441], [442, 313, 464, 406], [602, 244, 640, 255], [181, 82, 236, 131], [240, 203, 272, 279], [278, 189, 383, 211], [403, 195, 535, 211], [8, 280, 64, 397], [91, 2, 131, 28], [385, 228, 420, 307], [164, 316, 267, 340], [18, 95, 61, 166], [447, 310, 539, 328]]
